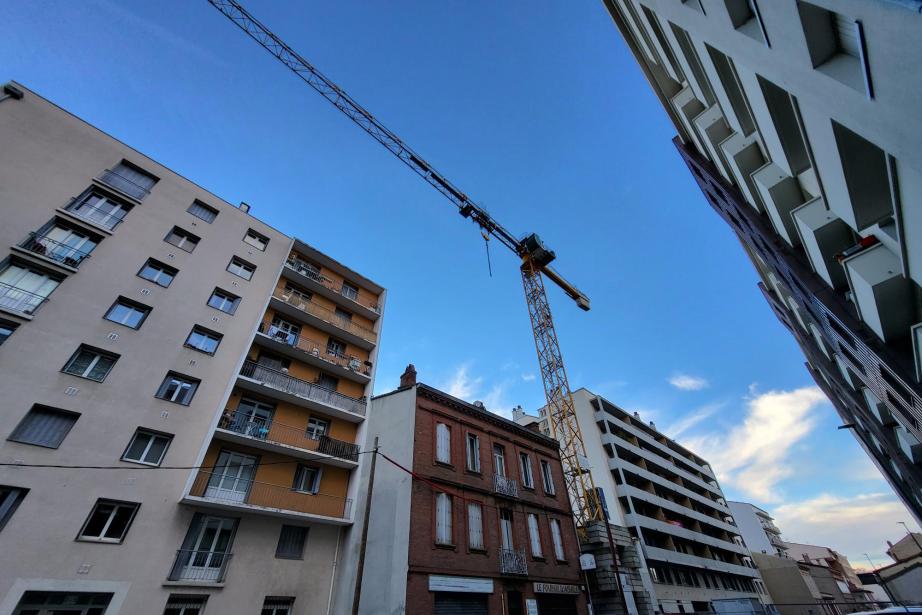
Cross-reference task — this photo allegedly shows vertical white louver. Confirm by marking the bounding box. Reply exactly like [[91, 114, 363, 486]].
[[467, 502, 484, 549], [550, 519, 566, 561], [435, 493, 452, 544], [527, 514, 543, 558], [435, 423, 451, 463]]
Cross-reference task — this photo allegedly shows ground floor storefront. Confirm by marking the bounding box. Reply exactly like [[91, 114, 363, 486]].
[[408, 573, 587, 615]]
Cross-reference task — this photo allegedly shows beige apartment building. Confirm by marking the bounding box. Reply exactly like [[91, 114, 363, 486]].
[[0, 82, 384, 615]]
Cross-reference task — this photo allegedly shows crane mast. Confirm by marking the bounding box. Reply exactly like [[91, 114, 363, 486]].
[[206, 0, 603, 530]]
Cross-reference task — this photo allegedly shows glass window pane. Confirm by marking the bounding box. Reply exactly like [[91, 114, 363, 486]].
[[87, 355, 115, 380], [104, 505, 135, 539], [144, 436, 169, 464], [82, 503, 114, 537], [124, 432, 151, 461]]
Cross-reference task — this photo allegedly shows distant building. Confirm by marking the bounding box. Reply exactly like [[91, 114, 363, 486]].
[[729, 502, 789, 558], [752, 554, 873, 615], [885, 532, 922, 563], [873, 531, 922, 604], [785, 542, 865, 593], [345, 365, 588, 615]]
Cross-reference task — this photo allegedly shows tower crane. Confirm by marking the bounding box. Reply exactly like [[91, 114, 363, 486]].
[[206, 0, 606, 534]]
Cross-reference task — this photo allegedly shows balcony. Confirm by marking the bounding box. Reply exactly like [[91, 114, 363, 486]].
[[167, 549, 233, 584], [185, 470, 353, 524], [64, 199, 127, 231], [493, 473, 519, 498], [0, 282, 50, 316], [500, 548, 528, 575], [283, 258, 380, 320], [843, 243, 913, 342], [238, 360, 366, 422], [18, 232, 94, 269], [97, 167, 151, 201], [255, 323, 371, 384], [271, 288, 376, 350], [216, 409, 359, 467]]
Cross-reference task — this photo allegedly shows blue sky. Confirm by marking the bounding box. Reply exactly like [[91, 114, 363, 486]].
[[3, 0, 917, 566]]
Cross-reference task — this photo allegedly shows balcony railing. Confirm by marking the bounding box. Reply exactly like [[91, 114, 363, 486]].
[[0, 282, 50, 315], [219, 409, 360, 462], [285, 258, 380, 313], [500, 548, 528, 575], [240, 360, 367, 416], [273, 288, 376, 343], [19, 232, 94, 268], [257, 323, 371, 376], [189, 470, 353, 519], [65, 200, 127, 230], [493, 473, 519, 498], [97, 168, 151, 200], [167, 549, 233, 583]]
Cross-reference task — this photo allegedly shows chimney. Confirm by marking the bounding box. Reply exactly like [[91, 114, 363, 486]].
[[473, 401, 485, 409], [512, 405, 525, 421], [649, 421, 656, 430], [633, 412, 640, 419], [399, 364, 417, 388], [239, 201, 251, 213]]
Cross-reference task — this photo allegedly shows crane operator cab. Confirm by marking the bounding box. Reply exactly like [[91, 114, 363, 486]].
[[521, 233, 556, 268]]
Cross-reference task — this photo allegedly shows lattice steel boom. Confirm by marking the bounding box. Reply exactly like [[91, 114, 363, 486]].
[[206, 0, 604, 528]]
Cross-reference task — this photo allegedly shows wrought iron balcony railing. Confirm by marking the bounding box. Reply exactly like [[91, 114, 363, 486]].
[[0, 282, 50, 315], [20, 232, 94, 268], [97, 168, 152, 200], [273, 288, 376, 343], [218, 409, 360, 462], [493, 473, 519, 498], [500, 548, 528, 575], [189, 470, 353, 519], [167, 548, 233, 583], [65, 200, 127, 230], [257, 323, 371, 376], [239, 360, 367, 416], [285, 257, 380, 313]]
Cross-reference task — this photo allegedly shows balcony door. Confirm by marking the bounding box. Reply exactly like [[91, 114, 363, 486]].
[[38, 225, 97, 263], [0, 264, 60, 314], [179, 514, 236, 582], [232, 399, 274, 439], [493, 444, 507, 478], [206, 451, 257, 503], [500, 509, 514, 549]]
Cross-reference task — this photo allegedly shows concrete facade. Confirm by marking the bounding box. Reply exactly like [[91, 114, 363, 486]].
[[0, 82, 384, 615], [752, 554, 875, 615], [601, 0, 922, 525], [728, 502, 788, 558]]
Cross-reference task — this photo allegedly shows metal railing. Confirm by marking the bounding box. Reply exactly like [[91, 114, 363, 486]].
[[493, 473, 519, 498], [65, 200, 127, 230], [0, 282, 50, 315], [167, 549, 233, 583], [219, 409, 359, 462], [500, 548, 528, 575], [189, 470, 353, 519], [257, 323, 371, 376], [19, 232, 94, 268], [285, 258, 380, 313], [273, 288, 376, 343], [239, 360, 367, 416], [97, 168, 152, 200]]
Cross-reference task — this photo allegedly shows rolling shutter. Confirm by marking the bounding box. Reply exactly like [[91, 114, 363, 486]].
[[433, 593, 488, 615]]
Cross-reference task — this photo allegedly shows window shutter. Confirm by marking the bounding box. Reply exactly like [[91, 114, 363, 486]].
[[436, 493, 452, 544], [551, 519, 565, 561], [10, 407, 78, 448], [834, 13, 860, 57], [436, 423, 450, 463], [527, 514, 543, 557], [467, 503, 483, 549], [114, 162, 156, 191]]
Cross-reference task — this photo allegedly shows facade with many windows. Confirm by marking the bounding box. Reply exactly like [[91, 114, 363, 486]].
[[0, 82, 385, 614], [600, 0, 922, 524]]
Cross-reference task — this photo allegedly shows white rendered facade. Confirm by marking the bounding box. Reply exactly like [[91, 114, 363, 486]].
[[728, 502, 788, 558]]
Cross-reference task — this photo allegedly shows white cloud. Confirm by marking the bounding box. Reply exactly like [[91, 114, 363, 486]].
[[521, 373, 536, 382], [668, 373, 709, 391], [440, 364, 514, 417], [664, 403, 723, 440], [443, 364, 482, 400], [772, 492, 920, 569], [682, 386, 827, 502]]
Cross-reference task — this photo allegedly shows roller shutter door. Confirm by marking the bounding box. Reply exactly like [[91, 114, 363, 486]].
[[433, 593, 489, 615], [536, 594, 578, 615]]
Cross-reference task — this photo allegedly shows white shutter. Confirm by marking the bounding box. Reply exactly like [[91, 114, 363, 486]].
[[436, 493, 452, 544], [834, 13, 860, 58], [551, 520, 565, 561], [520, 454, 533, 488], [436, 423, 451, 463], [527, 514, 543, 557], [467, 503, 484, 549]]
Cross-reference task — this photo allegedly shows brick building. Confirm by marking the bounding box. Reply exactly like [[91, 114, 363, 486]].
[[342, 365, 588, 615]]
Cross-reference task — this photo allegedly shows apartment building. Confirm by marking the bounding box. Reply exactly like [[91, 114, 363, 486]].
[[601, 0, 922, 525], [348, 365, 587, 615], [0, 82, 385, 615], [751, 554, 872, 615], [728, 502, 789, 558], [557, 389, 768, 614]]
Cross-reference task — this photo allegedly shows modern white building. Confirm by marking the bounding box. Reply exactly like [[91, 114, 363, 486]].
[[600, 0, 922, 525], [728, 502, 788, 558]]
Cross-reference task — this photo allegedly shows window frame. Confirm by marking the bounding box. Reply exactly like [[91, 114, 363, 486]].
[[292, 464, 321, 494], [0, 485, 28, 532], [187, 200, 219, 223], [306, 417, 330, 440], [0, 320, 16, 345], [65, 188, 133, 230], [519, 452, 534, 489], [164, 226, 201, 253], [76, 498, 140, 544], [62, 345, 119, 382], [465, 433, 481, 473], [207, 288, 241, 315], [340, 281, 359, 301], [163, 595, 208, 615], [540, 459, 556, 495], [527, 513, 544, 559], [227, 256, 256, 281], [275, 525, 309, 560], [549, 518, 566, 562], [435, 492, 453, 546], [122, 428, 173, 467], [261, 597, 295, 615], [138, 258, 178, 288], [243, 228, 269, 251], [104, 296, 151, 330], [155, 372, 200, 406], [184, 326, 223, 355], [467, 501, 484, 551], [8, 405, 79, 449]]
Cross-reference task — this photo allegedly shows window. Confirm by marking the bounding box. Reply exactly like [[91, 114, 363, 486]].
[[340, 281, 359, 301], [292, 465, 321, 494], [550, 519, 566, 561], [185, 326, 222, 354], [283, 284, 311, 304], [723, 0, 769, 45], [156, 372, 199, 405], [705, 44, 756, 136], [244, 229, 269, 251], [0, 486, 27, 531], [164, 226, 200, 253], [16, 592, 113, 615], [0, 262, 61, 314], [101, 161, 157, 200], [227, 256, 255, 281], [77, 499, 139, 543], [187, 200, 218, 223], [276, 525, 309, 559], [756, 76, 811, 174], [317, 373, 339, 391], [540, 460, 556, 495], [520, 453, 534, 489], [62, 345, 118, 382], [466, 433, 481, 472], [797, 2, 871, 95], [9, 405, 79, 449], [326, 337, 346, 357], [306, 417, 330, 440], [66, 189, 132, 230], [467, 502, 484, 550], [527, 514, 543, 558], [435, 492, 453, 545], [122, 429, 172, 466], [25, 222, 98, 267], [0, 321, 15, 345], [208, 288, 240, 314], [164, 595, 207, 615], [138, 258, 178, 287], [831, 120, 893, 229], [104, 297, 151, 329], [334, 307, 352, 322], [493, 444, 507, 477], [435, 423, 451, 464], [262, 598, 294, 615]]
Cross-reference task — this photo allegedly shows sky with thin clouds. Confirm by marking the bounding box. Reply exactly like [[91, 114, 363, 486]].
[[2, 0, 917, 569]]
